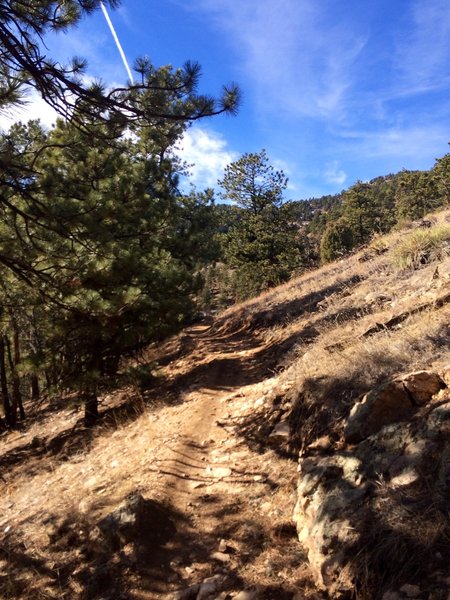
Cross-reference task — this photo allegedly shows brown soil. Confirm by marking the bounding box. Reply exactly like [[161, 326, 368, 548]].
[[0, 321, 318, 600]]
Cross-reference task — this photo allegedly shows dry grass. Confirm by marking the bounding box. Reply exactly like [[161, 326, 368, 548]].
[[391, 224, 450, 270]]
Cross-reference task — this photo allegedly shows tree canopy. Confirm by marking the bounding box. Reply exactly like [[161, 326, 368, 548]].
[[218, 150, 304, 298], [0, 1, 240, 427]]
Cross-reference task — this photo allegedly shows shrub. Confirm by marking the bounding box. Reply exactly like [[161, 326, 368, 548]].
[[391, 225, 450, 270]]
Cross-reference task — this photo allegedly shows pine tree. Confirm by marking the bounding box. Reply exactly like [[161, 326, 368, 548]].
[[432, 154, 450, 206], [395, 170, 440, 221], [320, 219, 354, 263], [0, 3, 241, 426], [219, 151, 303, 299]]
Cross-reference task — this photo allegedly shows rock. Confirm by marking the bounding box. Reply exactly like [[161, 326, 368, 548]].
[[87, 525, 111, 555], [170, 584, 200, 600], [97, 493, 146, 547], [218, 539, 228, 552], [382, 593, 401, 600], [96, 493, 175, 551], [306, 435, 332, 453], [233, 591, 258, 600], [206, 467, 232, 478], [389, 467, 420, 488], [396, 371, 445, 405], [294, 452, 368, 592], [253, 397, 266, 408], [269, 420, 290, 441], [399, 584, 421, 598], [345, 371, 446, 444], [196, 575, 222, 599], [344, 381, 412, 443], [294, 394, 450, 597], [441, 364, 450, 386], [211, 551, 231, 563]]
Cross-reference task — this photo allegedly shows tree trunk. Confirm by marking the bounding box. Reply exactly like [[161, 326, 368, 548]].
[[30, 375, 40, 402], [6, 328, 25, 421], [0, 336, 13, 427], [84, 391, 99, 427], [12, 320, 25, 420]]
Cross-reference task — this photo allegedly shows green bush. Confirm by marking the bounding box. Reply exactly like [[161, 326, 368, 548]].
[[320, 219, 354, 263]]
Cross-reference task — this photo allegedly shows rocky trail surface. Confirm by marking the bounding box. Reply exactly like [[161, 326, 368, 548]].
[[0, 319, 315, 600]]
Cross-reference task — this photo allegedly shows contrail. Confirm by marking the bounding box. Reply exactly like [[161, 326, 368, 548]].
[[99, 1, 134, 83]]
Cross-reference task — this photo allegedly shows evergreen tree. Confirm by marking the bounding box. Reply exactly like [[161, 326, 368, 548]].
[[395, 170, 440, 221], [432, 154, 450, 205], [219, 151, 303, 299], [320, 219, 354, 263], [0, 2, 241, 426], [0, 1, 240, 127], [341, 182, 380, 245]]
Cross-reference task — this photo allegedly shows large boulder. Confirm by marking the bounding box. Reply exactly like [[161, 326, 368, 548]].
[[397, 370, 445, 405], [344, 381, 412, 443], [344, 371, 445, 443], [294, 374, 450, 598]]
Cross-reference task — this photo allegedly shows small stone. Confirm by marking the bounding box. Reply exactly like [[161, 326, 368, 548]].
[[390, 468, 419, 488], [399, 584, 421, 598], [218, 539, 228, 552], [170, 584, 200, 600], [197, 575, 222, 599], [211, 551, 231, 563], [269, 420, 290, 440], [207, 467, 232, 478], [441, 364, 450, 386], [190, 481, 205, 490], [307, 435, 332, 453], [382, 592, 401, 600], [233, 590, 258, 600]]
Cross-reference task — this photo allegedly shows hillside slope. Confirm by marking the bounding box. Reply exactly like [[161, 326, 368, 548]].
[[1, 210, 450, 599]]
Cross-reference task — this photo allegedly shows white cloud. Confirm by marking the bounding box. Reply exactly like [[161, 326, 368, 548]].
[[189, 0, 367, 121], [176, 126, 237, 190], [339, 125, 449, 166], [323, 161, 347, 186], [0, 91, 58, 131], [394, 0, 450, 95]]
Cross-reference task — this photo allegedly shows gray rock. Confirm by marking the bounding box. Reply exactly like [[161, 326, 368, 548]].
[[399, 584, 421, 598], [211, 551, 231, 563], [197, 575, 222, 599], [294, 383, 450, 597], [170, 584, 200, 600], [96, 493, 175, 551], [269, 420, 290, 441]]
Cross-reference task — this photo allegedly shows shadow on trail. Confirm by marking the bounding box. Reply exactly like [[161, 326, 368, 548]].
[[0, 491, 309, 599]]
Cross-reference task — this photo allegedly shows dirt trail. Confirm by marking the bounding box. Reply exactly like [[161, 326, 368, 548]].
[[138, 323, 303, 598], [1, 320, 312, 600]]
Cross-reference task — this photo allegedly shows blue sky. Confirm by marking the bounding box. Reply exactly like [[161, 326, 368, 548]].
[[3, 0, 450, 199]]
